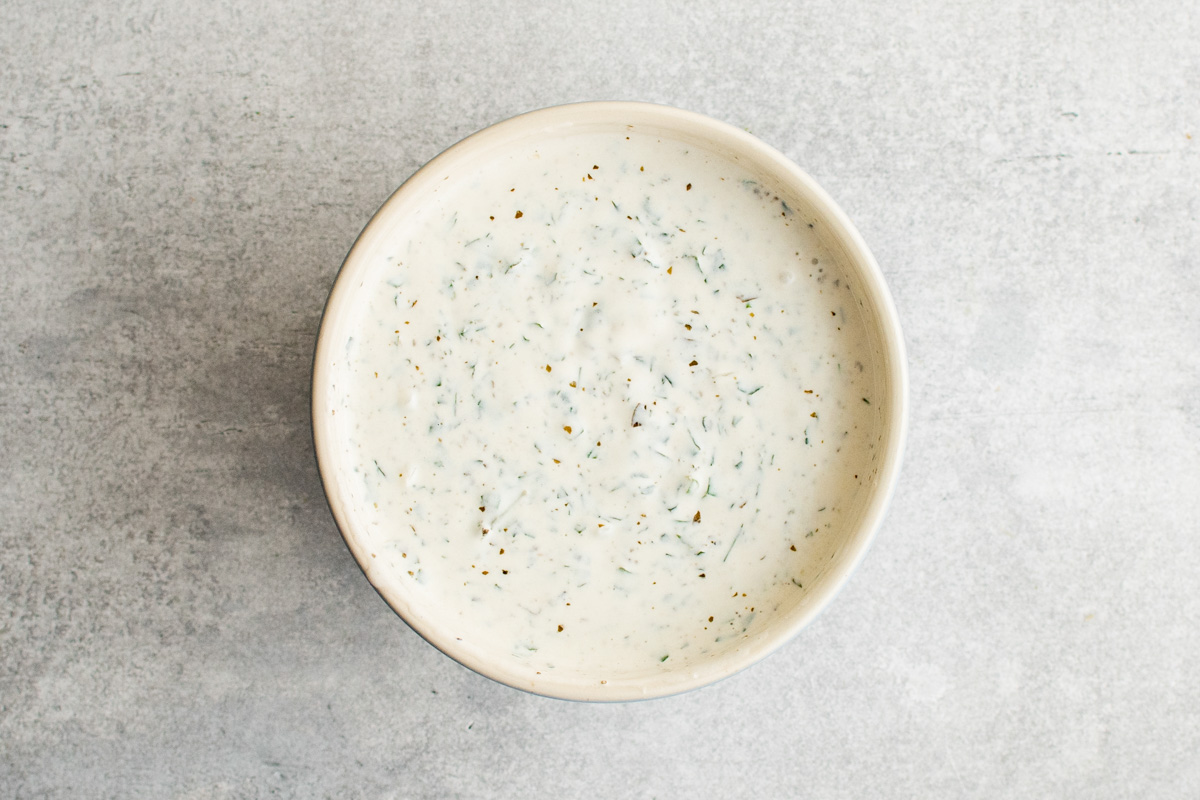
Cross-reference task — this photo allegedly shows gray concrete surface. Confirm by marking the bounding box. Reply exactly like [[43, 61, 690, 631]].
[[2, 0, 1198, 797]]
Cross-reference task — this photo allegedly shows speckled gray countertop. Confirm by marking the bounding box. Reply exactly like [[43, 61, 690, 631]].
[[2, 1, 1197, 797]]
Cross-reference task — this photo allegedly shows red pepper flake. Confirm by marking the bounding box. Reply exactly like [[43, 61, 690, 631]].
[[563, 425, 572, 434], [515, 210, 523, 218], [557, 625, 564, 632]]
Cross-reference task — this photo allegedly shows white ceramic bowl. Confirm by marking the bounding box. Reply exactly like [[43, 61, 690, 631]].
[[312, 102, 908, 700]]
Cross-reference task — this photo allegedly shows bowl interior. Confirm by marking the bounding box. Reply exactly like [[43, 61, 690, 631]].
[[312, 102, 907, 700]]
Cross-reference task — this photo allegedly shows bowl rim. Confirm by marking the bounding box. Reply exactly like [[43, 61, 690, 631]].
[[311, 100, 910, 701]]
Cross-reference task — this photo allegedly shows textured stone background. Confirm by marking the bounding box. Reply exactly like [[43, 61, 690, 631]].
[[2, 1, 1197, 797]]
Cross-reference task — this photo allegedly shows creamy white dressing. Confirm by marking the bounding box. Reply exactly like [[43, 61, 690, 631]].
[[328, 131, 882, 685]]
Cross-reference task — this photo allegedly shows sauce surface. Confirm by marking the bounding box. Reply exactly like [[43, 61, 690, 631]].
[[330, 130, 881, 684]]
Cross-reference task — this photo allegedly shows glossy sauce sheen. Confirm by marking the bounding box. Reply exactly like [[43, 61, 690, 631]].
[[332, 131, 881, 685]]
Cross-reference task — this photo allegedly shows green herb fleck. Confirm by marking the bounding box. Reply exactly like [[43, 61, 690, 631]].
[[723, 529, 743, 562]]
